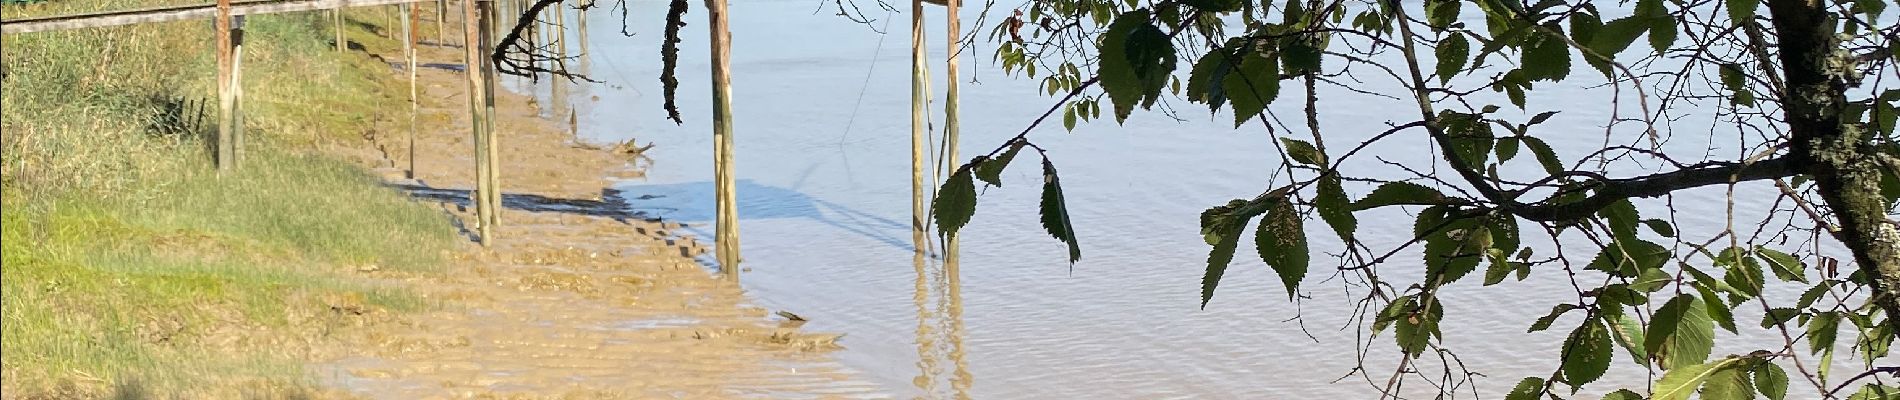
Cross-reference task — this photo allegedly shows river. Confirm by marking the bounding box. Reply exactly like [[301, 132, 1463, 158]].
[[514, 1, 1840, 397]]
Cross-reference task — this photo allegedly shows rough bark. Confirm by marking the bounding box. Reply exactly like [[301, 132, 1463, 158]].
[[1767, 0, 1900, 325]]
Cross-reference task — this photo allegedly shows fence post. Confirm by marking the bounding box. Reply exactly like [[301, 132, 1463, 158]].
[[215, 0, 233, 172], [463, 0, 492, 246], [334, 7, 345, 53], [403, 3, 418, 179], [232, 15, 246, 168], [909, 0, 928, 257], [706, 0, 740, 279], [480, 0, 501, 231]]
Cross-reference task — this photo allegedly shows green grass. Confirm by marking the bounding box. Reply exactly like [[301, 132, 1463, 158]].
[[1, 2, 454, 397]]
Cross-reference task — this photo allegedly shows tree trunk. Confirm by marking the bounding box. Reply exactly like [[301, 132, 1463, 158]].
[[1767, 0, 1900, 325]]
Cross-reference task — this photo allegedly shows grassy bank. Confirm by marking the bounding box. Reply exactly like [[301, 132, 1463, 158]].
[[1, 2, 454, 397]]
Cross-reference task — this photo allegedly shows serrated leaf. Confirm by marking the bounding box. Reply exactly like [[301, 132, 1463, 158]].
[[1522, 136, 1565, 176], [1701, 361, 1756, 400], [1395, 296, 1442, 357], [1755, 362, 1789, 400], [1436, 33, 1470, 84], [1496, 136, 1521, 162], [1695, 281, 1739, 333], [1257, 199, 1307, 299], [1225, 48, 1280, 126], [1521, 31, 1572, 82], [1644, 218, 1677, 237], [1586, 239, 1670, 277], [1761, 308, 1801, 329], [1719, 247, 1765, 298], [1647, 295, 1695, 356], [1281, 138, 1323, 165], [1529, 110, 1560, 125], [1100, 10, 1176, 122], [1600, 199, 1642, 242], [1755, 247, 1806, 283], [1654, 360, 1725, 400], [1354, 181, 1448, 210], [975, 142, 1023, 187], [1426, 0, 1460, 28], [1610, 312, 1650, 362], [1728, 0, 1759, 24], [932, 165, 979, 238], [1809, 311, 1841, 355], [1648, 15, 1677, 52], [1505, 377, 1545, 400], [1562, 318, 1614, 386], [1281, 41, 1321, 75], [1418, 206, 1485, 285], [1603, 389, 1644, 400], [1663, 298, 1717, 370], [1040, 161, 1081, 264], [1186, 49, 1235, 112], [1529, 304, 1580, 332], [1316, 174, 1356, 242]]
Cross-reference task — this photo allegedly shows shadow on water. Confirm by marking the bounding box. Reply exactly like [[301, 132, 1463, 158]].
[[616, 178, 918, 254]]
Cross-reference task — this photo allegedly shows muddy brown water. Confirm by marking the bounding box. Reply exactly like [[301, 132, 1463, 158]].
[[507, 1, 1878, 398]]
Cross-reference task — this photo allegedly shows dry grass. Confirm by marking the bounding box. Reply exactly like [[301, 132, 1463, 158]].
[[1, 1, 456, 398]]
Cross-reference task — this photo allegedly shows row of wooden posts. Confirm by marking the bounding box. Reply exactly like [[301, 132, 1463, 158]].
[[13, 0, 972, 282]]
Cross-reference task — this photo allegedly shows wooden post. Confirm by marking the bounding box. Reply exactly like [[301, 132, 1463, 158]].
[[551, 4, 568, 118], [232, 15, 246, 168], [436, 0, 446, 45], [909, 0, 928, 257], [481, 0, 502, 231], [334, 7, 345, 52], [404, 3, 418, 179], [215, 0, 234, 172], [462, 0, 492, 246], [945, 0, 962, 264], [706, 0, 740, 279]]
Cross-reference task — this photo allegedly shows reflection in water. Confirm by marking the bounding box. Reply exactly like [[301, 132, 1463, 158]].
[[912, 241, 971, 400]]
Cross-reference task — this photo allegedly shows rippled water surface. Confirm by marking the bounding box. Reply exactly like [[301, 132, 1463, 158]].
[[510, 1, 1830, 397]]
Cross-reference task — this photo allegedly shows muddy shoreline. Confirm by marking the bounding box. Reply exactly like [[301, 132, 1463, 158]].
[[315, 37, 881, 399]]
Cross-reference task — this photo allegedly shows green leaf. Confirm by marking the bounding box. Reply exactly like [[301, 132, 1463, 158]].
[[1701, 361, 1756, 400], [1610, 312, 1650, 362], [1529, 110, 1560, 125], [1761, 308, 1801, 329], [1496, 136, 1521, 162], [975, 142, 1023, 187], [1436, 33, 1470, 84], [1521, 31, 1572, 82], [1417, 206, 1485, 285], [1586, 239, 1670, 277], [1644, 218, 1677, 238], [1651, 295, 1716, 370], [1316, 174, 1356, 242], [1648, 15, 1677, 52], [1602, 389, 1644, 400], [1755, 247, 1806, 282], [1063, 105, 1078, 131], [1561, 318, 1614, 386], [933, 165, 979, 238], [1654, 360, 1726, 400], [1198, 209, 1245, 309], [1280, 41, 1321, 75], [1224, 48, 1280, 126], [1755, 362, 1789, 400], [1394, 296, 1442, 357], [1039, 160, 1081, 264], [1728, 0, 1759, 24], [1718, 247, 1765, 297], [1522, 136, 1565, 176], [1646, 295, 1694, 357], [1696, 281, 1738, 333], [1587, 17, 1647, 66], [1600, 199, 1642, 242], [1528, 304, 1579, 333], [1354, 181, 1448, 210], [1186, 49, 1234, 112], [1182, 0, 1241, 12], [1809, 311, 1841, 355], [1426, 0, 1460, 28], [1280, 138, 1323, 165], [1441, 111, 1495, 167], [1504, 377, 1545, 400], [1099, 10, 1177, 122], [1257, 199, 1307, 299]]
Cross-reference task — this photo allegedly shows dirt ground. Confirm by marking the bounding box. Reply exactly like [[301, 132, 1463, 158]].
[[312, 35, 885, 399]]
